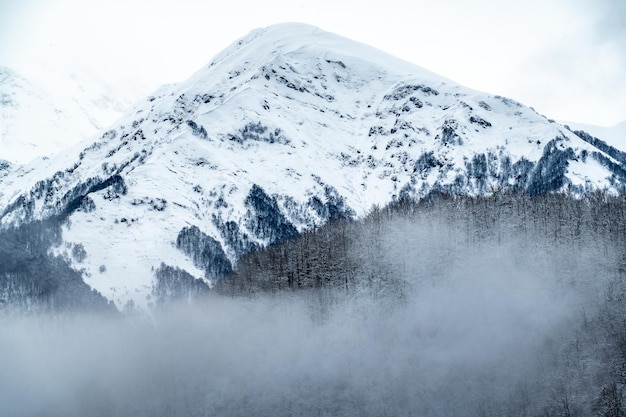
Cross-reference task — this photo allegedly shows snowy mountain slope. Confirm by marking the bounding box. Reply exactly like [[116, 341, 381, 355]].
[[0, 66, 135, 165], [563, 120, 626, 151], [1, 23, 626, 310]]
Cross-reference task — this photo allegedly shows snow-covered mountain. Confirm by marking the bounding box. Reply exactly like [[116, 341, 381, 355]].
[[0, 66, 135, 165], [562, 120, 626, 151], [1, 23, 625, 310]]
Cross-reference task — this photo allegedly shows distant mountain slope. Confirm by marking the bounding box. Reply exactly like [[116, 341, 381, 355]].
[[1, 23, 625, 310], [0, 66, 135, 165], [563, 120, 626, 151]]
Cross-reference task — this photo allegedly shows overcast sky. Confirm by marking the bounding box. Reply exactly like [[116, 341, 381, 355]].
[[1, 0, 624, 127]]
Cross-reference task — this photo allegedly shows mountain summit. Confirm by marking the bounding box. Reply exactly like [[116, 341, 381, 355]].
[[1, 23, 624, 310]]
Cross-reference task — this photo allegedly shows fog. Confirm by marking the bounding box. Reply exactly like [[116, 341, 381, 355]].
[[0, 216, 618, 417]]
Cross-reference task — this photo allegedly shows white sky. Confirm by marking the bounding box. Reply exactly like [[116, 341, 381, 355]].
[[1, 0, 624, 127]]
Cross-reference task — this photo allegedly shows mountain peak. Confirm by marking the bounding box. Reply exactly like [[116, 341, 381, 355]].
[[238, 22, 324, 40], [196, 23, 443, 88]]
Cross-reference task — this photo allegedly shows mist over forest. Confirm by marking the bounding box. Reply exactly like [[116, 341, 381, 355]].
[[1, 192, 626, 417]]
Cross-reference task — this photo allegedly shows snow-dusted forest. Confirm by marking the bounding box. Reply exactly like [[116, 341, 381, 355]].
[[1, 191, 625, 417]]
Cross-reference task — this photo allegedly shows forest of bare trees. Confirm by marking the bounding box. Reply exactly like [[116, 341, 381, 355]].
[[219, 191, 626, 297]]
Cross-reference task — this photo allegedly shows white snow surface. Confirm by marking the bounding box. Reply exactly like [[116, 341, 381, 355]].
[[0, 23, 622, 310], [0, 66, 135, 165]]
